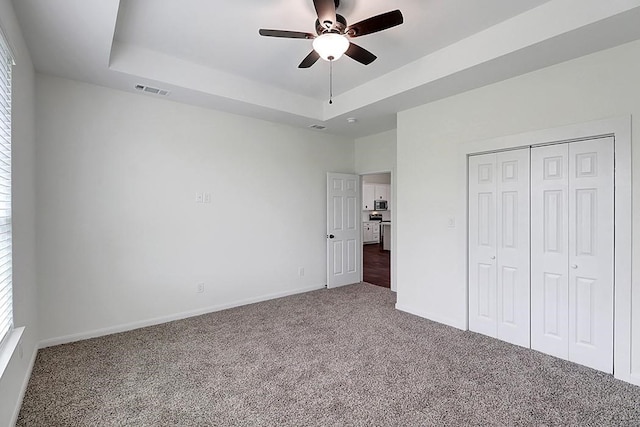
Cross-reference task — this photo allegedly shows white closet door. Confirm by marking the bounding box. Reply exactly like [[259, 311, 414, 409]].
[[568, 137, 614, 373], [531, 144, 570, 360], [531, 138, 614, 373], [469, 153, 498, 337], [469, 149, 530, 345], [496, 150, 530, 347]]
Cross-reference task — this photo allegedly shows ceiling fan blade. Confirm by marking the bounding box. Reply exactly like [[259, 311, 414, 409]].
[[345, 43, 377, 65], [313, 0, 337, 30], [299, 50, 321, 68], [259, 29, 315, 39], [346, 10, 404, 38]]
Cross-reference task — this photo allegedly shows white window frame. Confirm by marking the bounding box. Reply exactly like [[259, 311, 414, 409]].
[[0, 27, 14, 352]]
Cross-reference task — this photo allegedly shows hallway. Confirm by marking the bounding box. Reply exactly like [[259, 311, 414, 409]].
[[363, 244, 390, 288]]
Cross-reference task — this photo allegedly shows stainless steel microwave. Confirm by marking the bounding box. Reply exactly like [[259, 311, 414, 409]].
[[374, 200, 388, 210]]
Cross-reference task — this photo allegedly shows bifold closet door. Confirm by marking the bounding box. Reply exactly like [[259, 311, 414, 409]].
[[469, 149, 530, 347], [531, 137, 614, 373], [530, 143, 570, 360]]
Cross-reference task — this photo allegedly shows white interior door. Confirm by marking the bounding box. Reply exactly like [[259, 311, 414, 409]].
[[469, 150, 530, 346], [327, 173, 360, 289], [469, 153, 498, 337], [568, 137, 614, 373], [531, 143, 570, 360], [495, 149, 530, 347], [531, 137, 614, 373]]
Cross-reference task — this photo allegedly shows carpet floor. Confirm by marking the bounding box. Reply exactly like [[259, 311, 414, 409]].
[[17, 283, 640, 426]]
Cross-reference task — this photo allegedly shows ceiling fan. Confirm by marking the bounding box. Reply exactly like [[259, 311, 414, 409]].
[[259, 0, 404, 68]]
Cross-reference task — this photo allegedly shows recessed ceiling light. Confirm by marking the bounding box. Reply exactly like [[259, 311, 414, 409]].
[[309, 124, 326, 130], [347, 118, 358, 124]]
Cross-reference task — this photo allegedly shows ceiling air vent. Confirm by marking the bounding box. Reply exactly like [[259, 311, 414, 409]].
[[135, 84, 170, 96], [309, 124, 326, 131]]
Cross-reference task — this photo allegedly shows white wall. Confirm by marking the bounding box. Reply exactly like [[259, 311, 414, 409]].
[[396, 39, 640, 378], [35, 74, 354, 344], [355, 130, 397, 226], [362, 173, 390, 185], [0, 0, 38, 424], [354, 129, 396, 175], [355, 130, 397, 224]]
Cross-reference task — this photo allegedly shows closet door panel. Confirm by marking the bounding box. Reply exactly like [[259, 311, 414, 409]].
[[568, 137, 614, 373], [496, 149, 530, 347], [531, 144, 570, 360], [469, 154, 498, 337]]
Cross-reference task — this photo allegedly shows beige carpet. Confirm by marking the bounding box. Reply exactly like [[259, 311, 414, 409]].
[[17, 283, 640, 426]]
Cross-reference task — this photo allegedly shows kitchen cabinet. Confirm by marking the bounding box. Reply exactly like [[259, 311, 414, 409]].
[[375, 184, 390, 211], [374, 184, 390, 202], [362, 184, 375, 210], [363, 223, 372, 242], [363, 222, 380, 244], [363, 183, 390, 211]]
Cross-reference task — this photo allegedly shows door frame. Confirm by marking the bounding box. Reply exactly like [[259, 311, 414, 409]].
[[359, 170, 396, 292], [460, 115, 634, 385]]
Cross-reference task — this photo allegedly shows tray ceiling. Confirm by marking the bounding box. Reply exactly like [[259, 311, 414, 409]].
[[12, 0, 640, 137]]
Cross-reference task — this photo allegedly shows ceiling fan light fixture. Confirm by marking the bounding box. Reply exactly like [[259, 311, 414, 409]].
[[312, 33, 349, 61]]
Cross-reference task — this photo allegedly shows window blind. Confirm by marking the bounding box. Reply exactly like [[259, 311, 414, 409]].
[[0, 31, 12, 348]]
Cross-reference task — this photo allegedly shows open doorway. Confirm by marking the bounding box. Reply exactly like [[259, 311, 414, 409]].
[[361, 172, 391, 288]]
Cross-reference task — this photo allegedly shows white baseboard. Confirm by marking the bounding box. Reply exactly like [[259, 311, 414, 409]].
[[395, 303, 466, 331], [40, 284, 325, 348], [10, 345, 38, 427], [616, 372, 640, 387]]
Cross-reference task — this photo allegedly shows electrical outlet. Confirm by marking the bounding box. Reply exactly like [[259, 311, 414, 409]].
[[196, 282, 205, 293], [203, 192, 211, 203], [298, 267, 304, 277], [447, 216, 456, 228], [195, 193, 203, 203]]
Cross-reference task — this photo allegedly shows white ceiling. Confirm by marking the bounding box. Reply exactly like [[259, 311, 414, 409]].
[[114, 0, 550, 99], [12, 0, 640, 138]]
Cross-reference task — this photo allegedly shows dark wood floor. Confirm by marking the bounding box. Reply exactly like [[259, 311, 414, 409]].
[[363, 243, 390, 288]]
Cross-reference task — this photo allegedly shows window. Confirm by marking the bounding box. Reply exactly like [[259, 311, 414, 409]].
[[0, 31, 12, 348]]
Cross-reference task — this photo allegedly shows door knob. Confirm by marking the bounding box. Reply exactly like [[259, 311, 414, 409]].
[[327, 234, 335, 239], [571, 264, 578, 269], [490, 256, 496, 260]]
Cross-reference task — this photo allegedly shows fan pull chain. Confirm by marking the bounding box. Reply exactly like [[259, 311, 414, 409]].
[[329, 59, 333, 105]]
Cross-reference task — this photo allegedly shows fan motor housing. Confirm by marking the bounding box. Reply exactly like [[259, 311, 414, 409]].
[[316, 14, 347, 35]]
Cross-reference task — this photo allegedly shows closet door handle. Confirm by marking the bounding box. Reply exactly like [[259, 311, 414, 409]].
[[570, 264, 578, 269], [490, 256, 496, 260]]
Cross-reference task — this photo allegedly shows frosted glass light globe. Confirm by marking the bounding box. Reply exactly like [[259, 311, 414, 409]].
[[312, 33, 349, 61]]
